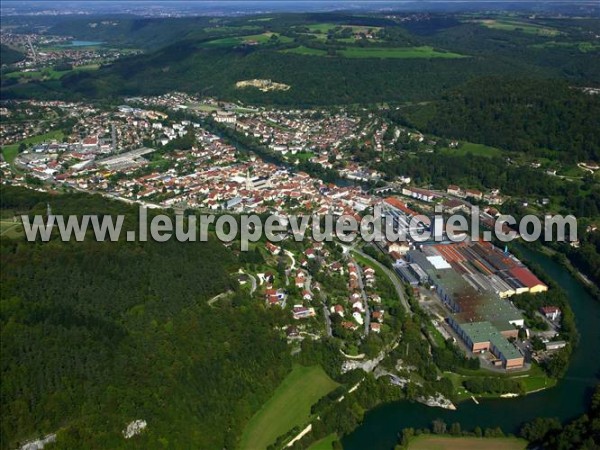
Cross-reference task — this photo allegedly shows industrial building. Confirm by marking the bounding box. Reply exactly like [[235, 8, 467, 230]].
[[401, 241, 546, 370]]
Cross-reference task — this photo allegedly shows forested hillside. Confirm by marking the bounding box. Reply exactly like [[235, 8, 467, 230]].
[[0, 187, 292, 449], [3, 13, 599, 105], [0, 44, 25, 65], [54, 44, 516, 105], [395, 78, 600, 162]]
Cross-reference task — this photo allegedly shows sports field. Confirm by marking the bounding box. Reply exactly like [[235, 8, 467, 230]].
[[408, 435, 527, 450], [239, 365, 339, 450]]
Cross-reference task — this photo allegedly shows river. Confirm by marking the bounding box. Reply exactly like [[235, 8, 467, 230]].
[[342, 246, 600, 449]]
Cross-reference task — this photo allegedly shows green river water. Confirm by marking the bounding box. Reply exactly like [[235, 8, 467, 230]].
[[342, 246, 600, 449]]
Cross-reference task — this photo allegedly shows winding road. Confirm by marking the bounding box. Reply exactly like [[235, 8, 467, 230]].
[[351, 247, 412, 316]]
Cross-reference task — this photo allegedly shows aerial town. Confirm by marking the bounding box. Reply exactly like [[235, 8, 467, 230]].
[[0, 93, 564, 379], [2, 3, 598, 449]]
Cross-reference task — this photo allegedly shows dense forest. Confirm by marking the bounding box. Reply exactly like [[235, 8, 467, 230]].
[[0, 44, 25, 65], [0, 187, 293, 449], [395, 78, 600, 162]]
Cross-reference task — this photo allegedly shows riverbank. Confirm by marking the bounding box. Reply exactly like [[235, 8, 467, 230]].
[[406, 435, 527, 450], [342, 246, 600, 450]]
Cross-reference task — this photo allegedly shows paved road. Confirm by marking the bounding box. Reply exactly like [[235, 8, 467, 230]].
[[321, 293, 333, 337], [239, 270, 257, 295], [247, 273, 257, 295], [283, 250, 296, 286], [352, 247, 412, 316]]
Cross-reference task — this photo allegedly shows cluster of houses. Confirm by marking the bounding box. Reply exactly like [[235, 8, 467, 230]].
[[447, 184, 504, 205], [6, 98, 388, 219], [329, 261, 384, 334], [234, 110, 360, 156]]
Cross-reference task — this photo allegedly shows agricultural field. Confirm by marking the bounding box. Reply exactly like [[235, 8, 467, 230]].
[[238, 365, 339, 450], [472, 19, 560, 36], [408, 435, 527, 450]]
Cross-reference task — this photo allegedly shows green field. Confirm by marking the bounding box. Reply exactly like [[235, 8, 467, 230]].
[[282, 46, 329, 56], [408, 435, 527, 450], [308, 433, 338, 450], [239, 365, 339, 450], [294, 23, 384, 43], [1, 145, 19, 164], [305, 23, 381, 34], [5, 65, 99, 81], [203, 25, 262, 34], [339, 46, 465, 59], [474, 19, 560, 36], [202, 32, 292, 47], [1, 130, 65, 164], [446, 362, 555, 401], [513, 364, 557, 392], [0, 220, 23, 239], [442, 142, 504, 158], [283, 45, 464, 59]]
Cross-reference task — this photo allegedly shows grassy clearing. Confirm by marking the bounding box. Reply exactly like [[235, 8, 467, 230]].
[[0, 220, 23, 239], [474, 19, 559, 36], [515, 364, 557, 392], [305, 23, 382, 34], [202, 32, 292, 47], [239, 365, 339, 450], [447, 362, 555, 401], [1, 145, 19, 164], [339, 46, 465, 59], [408, 435, 527, 450], [283, 45, 465, 59], [5, 65, 98, 81], [282, 46, 329, 56], [19, 130, 64, 146], [442, 142, 503, 158], [308, 433, 338, 450], [305, 23, 339, 33], [204, 25, 262, 34]]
